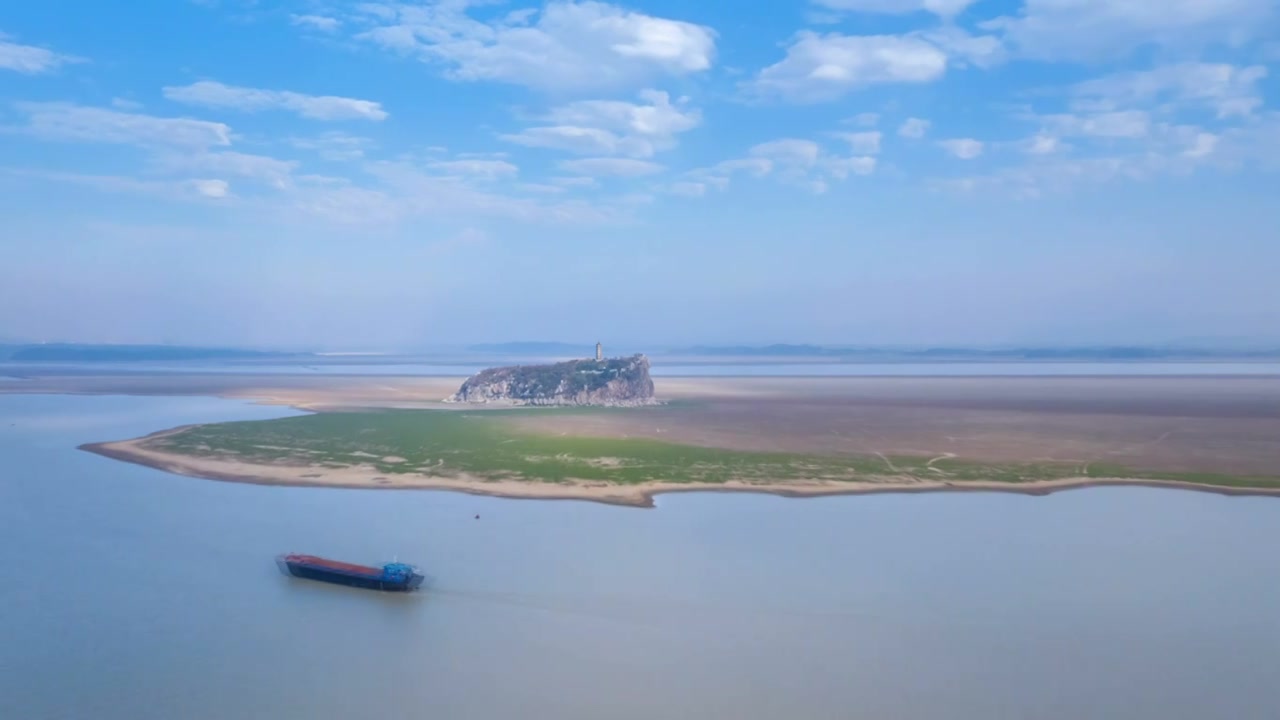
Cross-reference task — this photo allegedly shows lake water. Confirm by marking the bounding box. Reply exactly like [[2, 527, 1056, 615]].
[[655, 362, 1280, 377], [3, 393, 1279, 719]]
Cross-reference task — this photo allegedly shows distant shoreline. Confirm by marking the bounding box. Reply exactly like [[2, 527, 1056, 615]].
[[80, 426, 1280, 509]]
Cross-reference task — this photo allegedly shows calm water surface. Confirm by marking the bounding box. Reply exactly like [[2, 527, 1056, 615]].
[[2, 394, 1279, 720]]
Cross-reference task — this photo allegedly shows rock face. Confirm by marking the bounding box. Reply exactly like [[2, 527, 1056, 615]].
[[447, 354, 657, 406]]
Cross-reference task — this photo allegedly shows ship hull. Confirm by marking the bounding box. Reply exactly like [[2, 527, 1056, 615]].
[[278, 558, 424, 592]]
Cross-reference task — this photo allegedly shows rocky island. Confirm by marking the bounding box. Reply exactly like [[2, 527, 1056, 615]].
[[446, 353, 657, 406]]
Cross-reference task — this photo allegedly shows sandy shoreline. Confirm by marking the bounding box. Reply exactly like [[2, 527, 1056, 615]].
[[80, 427, 1280, 508]]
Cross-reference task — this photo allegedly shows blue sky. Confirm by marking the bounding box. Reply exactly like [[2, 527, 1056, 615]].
[[1, 0, 1278, 350]]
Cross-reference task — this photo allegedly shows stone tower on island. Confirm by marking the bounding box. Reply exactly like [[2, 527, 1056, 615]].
[[595, 342, 603, 361]]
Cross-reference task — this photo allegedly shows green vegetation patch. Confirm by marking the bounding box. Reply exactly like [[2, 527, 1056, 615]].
[[155, 409, 1280, 490], [504, 360, 620, 396]]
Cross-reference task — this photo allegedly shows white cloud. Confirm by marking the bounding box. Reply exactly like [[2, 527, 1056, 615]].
[[559, 157, 665, 177], [939, 138, 984, 159], [1071, 63, 1269, 119], [355, 1, 716, 92], [501, 126, 620, 155], [190, 179, 230, 198], [354, 4, 399, 22], [668, 181, 707, 197], [283, 181, 403, 225], [751, 32, 948, 103], [750, 139, 822, 167], [899, 117, 931, 138], [917, 27, 1005, 68], [848, 112, 880, 127], [1147, 124, 1227, 163], [1215, 113, 1280, 170], [1183, 132, 1219, 159], [516, 183, 567, 194], [454, 151, 510, 160], [14, 103, 232, 148], [1024, 134, 1063, 155], [544, 90, 699, 142], [16, 152, 633, 227], [687, 157, 776, 190], [833, 131, 882, 155], [617, 192, 657, 207], [552, 176, 599, 188], [714, 137, 880, 191], [715, 158, 775, 177], [289, 132, 373, 161], [11, 169, 233, 201], [1040, 111, 1151, 139], [501, 89, 700, 158], [291, 14, 341, 32], [984, 0, 1277, 61], [163, 81, 387, 121], [811, 0, 976, 18], [152, 151, 297, 188], [825, 155, 877, 178], [938, 154, 1156, 197], [428, 159, 519, 180], [688, 134, 881, 195], [293, 161, 628, 226], [0, 36, 81, 74], [934, 116, 1280, 197]]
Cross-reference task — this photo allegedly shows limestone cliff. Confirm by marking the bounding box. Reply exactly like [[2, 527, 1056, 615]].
[[447, 354, 657, 406]]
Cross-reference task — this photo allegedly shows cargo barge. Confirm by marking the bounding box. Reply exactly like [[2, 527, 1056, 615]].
[[277, 553, 424, 592]]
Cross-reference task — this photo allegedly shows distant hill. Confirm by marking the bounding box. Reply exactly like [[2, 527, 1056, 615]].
[[9, 344, 311, 363], [678, 344, 833, 356], [671, 345, 1280, 361], [467, 342, 597, 356]]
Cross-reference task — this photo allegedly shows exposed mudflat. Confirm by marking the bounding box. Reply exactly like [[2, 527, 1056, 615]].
[[506, 376, 1280, 478]]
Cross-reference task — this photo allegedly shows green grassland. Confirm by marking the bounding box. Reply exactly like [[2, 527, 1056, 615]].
[[154, 409, 1280, 490]]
